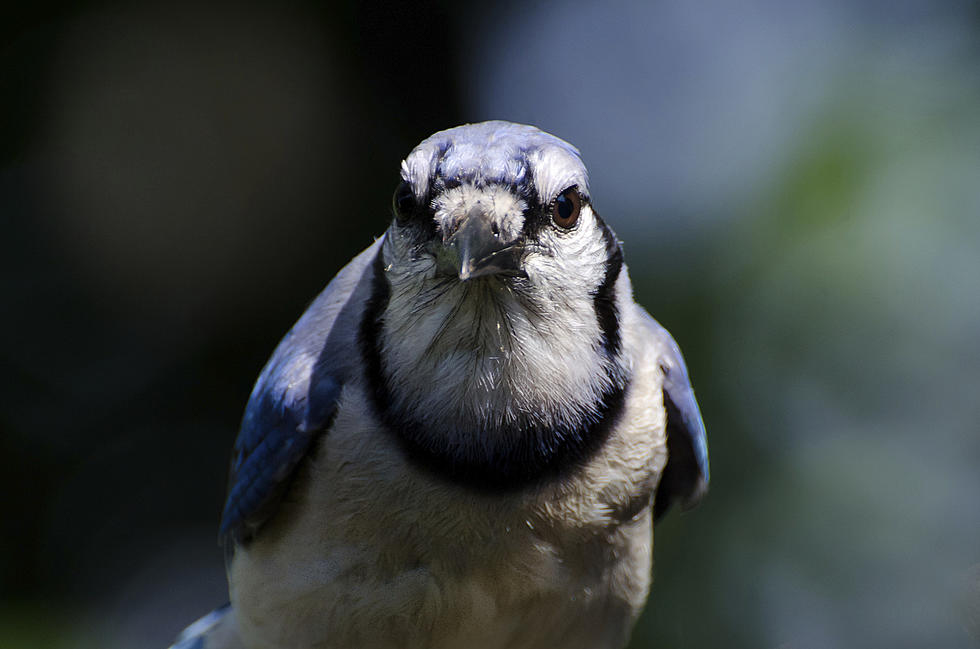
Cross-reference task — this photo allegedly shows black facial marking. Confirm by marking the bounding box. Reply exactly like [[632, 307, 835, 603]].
[[519, 165, 563, 241], [593, 212, 623, 357], [440, 176, 462, 191], [359, 244, 629, 492]]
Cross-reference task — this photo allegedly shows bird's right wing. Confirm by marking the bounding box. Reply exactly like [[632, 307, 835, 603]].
[[219, 237, 384, 546], [635, 309, 709, 522]]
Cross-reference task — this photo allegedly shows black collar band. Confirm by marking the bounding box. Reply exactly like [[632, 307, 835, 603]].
[[359, 246, 629, 493]]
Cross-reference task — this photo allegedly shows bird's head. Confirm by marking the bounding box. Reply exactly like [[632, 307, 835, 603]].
[[392, 122, 598, 282], [361, 121, 631, 489]]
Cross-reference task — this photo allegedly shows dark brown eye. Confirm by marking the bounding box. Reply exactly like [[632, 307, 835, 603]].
[[551, 187, 581, 229], [392, 180, 416, 221]]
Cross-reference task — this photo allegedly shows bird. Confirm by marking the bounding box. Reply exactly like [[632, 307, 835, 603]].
[[168, 121, 708, 649]]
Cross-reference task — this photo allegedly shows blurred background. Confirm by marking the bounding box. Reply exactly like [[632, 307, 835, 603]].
[[2, 1, 979, 647]]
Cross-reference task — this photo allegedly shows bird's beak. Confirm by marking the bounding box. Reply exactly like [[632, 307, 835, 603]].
[[447, 207, 524, 281]]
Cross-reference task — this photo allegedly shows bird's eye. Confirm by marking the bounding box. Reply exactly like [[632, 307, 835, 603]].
[[392, 181, 417, 221], [551, 187, 581, 229]]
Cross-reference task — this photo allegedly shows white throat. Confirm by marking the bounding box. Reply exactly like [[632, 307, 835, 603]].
[[377, 243, 622, 448]]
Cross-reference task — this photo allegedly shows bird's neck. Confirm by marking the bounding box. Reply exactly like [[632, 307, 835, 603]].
[[359, 246, 630, 491]]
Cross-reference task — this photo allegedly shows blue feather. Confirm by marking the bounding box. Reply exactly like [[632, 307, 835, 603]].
[[638, 310, 709, 521], [218, 239, 382, 545]]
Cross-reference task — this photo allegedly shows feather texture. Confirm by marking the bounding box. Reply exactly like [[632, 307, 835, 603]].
[[173, 122, 708, 649]]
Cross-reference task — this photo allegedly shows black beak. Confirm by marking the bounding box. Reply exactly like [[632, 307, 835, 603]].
[[447, 207, 524, 281]]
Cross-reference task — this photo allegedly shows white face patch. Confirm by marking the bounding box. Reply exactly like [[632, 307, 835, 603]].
[[524, 145, 589, 207]]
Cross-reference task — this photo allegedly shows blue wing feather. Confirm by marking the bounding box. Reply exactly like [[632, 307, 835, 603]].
[[637, 310, 709, 521], [219, 340, 342, 544], [218, 238, 383, 546]]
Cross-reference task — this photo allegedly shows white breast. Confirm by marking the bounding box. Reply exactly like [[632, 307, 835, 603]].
[[228, 305, 669, 649]]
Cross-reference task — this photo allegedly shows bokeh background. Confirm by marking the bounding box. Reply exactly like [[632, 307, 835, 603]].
[[3, 1, 979, 647]]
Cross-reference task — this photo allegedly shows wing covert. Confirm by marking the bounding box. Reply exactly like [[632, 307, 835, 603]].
[[218, 238, 384, 546], [637, 310, 709, 522], [219, 349, 340, 545]]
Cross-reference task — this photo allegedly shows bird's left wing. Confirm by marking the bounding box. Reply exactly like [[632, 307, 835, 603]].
[[635, 309, 710, 522], [219, 237, 384, 546]]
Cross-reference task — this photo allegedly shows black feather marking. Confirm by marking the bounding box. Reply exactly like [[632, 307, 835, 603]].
[[519, 170, 552, 241], [593, 212, 623, 357]]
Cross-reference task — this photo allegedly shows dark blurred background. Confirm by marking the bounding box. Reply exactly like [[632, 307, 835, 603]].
[[3, 1, 979, 648]]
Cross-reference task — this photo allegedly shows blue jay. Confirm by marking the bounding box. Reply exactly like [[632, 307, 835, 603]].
[[170, 121, 708, 649]]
